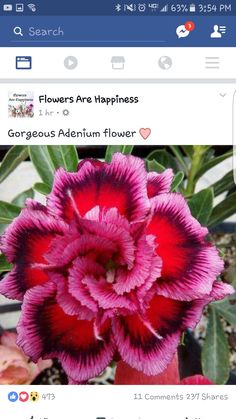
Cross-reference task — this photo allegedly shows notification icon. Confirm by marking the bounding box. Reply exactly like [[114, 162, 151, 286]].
[[185, 21, 195, 31], [19, 391, 29, 402]]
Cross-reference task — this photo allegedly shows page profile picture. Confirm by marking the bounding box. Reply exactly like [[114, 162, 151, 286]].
[[8, 91, 34, 118]]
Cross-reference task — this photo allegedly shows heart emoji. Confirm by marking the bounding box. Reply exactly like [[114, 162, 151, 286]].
[[19, 391, 29, 402], [139, 128, 151, 140]]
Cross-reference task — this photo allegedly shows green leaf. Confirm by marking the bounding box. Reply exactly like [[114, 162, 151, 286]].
[[0, 146, 28, 183], [171, 171, 184, 192], [188, 188, 214, 225], [0, 201, 21, 224], [213, 298, 236, 325], [168, 146, 188, 174], [181, 145, 194, 159], [146, 159, 165, 173], [194, 150, 233, 181], [227, 262, 236, 290], [47, 145, 78, 172], [208, 192, 236, 227], [28, 146, 55, 186], [105, 145, 133, 163], [12, 188, 34, 207], [211, 171, 235, 197], [146, 150, 179, 172], [33, 182, 51, 196], [29, 146, 79, 186], [202, 306, 230, 384], [202, 148, 216, 164], [0, 253, 12, 273]]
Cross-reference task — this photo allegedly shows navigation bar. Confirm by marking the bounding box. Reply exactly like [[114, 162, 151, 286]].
[[0, 16, 235, 47], [0, 48, 235, 80]]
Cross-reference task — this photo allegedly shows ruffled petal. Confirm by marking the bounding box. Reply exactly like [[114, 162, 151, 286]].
[[47, 233, 116, 267], [0, 207, 67, 299], [147, 193, 224, 301], [113, 316, 180, 376], [114, 234, 162, 295], [48, 153, 149, 222], [209, 281, 235, 301], [0, 265, 49, 301], [147, 169, 173, 198], [84, 277, 137, 311], [1, 208, 67, 264], [113, 294, 206, 376], [17, 282, 115, 383], [54, 273, 94, 319], [68, 258, 107, 312], [79, 210, 135, 269]]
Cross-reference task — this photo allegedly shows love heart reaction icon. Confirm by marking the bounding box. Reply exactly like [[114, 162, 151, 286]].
[[19, 391, 29, 402], [139, 128, 151, 140]]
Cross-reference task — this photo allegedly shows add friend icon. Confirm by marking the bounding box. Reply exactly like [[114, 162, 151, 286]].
[[210, 25, 227, 38], [211, 25, 222, 38]]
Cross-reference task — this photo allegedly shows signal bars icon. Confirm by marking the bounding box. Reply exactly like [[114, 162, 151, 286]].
[[160, 4, 168, 12]]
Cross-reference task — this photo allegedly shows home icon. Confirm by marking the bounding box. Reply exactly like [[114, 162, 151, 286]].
[[111, 56, 125, 70]]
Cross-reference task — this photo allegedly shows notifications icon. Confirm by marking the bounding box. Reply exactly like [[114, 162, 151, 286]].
[[176, 21, 195, 38], [13, 26, 23, 36]]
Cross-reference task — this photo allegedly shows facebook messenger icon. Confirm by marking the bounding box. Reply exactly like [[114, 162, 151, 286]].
[[176, 21, 195, 38]]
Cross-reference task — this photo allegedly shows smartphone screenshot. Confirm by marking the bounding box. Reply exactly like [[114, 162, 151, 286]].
[[0, 1, 235, 419]]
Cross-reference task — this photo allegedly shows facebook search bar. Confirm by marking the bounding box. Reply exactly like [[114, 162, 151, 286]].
[[4, 16, 167, 46], [13, 25, 65, 38]]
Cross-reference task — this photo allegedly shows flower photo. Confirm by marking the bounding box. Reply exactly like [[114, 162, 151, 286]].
[[0, 145, 235, 385]]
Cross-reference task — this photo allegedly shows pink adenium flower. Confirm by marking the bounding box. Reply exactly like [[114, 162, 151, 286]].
[[0, 153, 233, 383], [0, 331, 52, 384]]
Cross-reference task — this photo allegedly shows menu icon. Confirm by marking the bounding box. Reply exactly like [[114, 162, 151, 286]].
[[205, 56, 220, 69]]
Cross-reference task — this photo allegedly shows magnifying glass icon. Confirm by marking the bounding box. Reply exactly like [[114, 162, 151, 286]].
[[13, 26, 23, 36]]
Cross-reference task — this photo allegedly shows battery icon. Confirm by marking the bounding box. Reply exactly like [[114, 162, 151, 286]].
[[189, 3, 196, 12]]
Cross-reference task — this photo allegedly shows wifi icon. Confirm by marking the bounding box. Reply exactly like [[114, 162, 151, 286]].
[[27, 3, 36, 12]]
